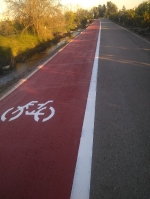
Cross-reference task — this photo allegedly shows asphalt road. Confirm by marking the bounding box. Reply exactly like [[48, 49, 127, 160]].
[[0, 18, 150, 199], [90, 19, 150, 199]]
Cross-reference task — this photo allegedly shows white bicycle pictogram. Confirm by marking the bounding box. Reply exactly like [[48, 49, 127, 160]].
[[1, 100, 55, 122]]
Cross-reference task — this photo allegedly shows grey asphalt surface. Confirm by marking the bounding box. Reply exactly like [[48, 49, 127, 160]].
[[90, 19, 150, 199]]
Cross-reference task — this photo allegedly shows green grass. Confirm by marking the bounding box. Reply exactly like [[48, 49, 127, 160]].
[[0, 34, 41, 57]]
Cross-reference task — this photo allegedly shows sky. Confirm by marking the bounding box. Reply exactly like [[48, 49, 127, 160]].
[[0, 0, 146, 14], [0, 0, 6, 14], [61, 0, 145, 10]]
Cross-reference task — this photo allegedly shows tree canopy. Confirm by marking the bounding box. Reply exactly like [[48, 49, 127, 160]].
[[109, 0, 150, 28]]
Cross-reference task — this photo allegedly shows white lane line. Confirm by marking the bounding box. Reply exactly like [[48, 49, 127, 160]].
[[70, 20, 101, 199], [112, 20, 150, 44]]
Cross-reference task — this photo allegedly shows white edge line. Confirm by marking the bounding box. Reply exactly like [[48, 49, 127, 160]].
[[70, 20, 101, 199], [110, 20, 150, 44]]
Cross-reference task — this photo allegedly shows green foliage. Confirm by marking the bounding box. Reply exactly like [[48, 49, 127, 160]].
[[65, 11, 76, 31], [136, 1, 150, 16], [75, 9, 90, 28], [0, 0, 93, 69], [0, 34, 41, 63], [98, 4, 107, 17], [91, 1, 118, 19], [107, 1, 118, 17], [116, 9, 136, 26], [92, 7, 99, 19], [4, 0, 66, 39], [0, 20, 17, 36], [88, 0, 150, 29], [109, 0, 150, 28], [133, 1, 150, 27]]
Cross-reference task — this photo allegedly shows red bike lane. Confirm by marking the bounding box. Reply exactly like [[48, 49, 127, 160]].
[[0, 20, 100, 199]]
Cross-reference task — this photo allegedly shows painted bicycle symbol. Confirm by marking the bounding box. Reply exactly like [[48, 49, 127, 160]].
[[1, 100, 55, 122]]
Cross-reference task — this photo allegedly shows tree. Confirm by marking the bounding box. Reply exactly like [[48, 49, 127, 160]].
[[65, 11, 76, 31], [99, 4, 107, 17], [4, 0, 65, 39], [107, 1, 118, 17], [136, 1, 150, 16], [0, 20, 17, 35], [120, 9, 135, 25], [92, 6, 99, 19], [75, 8, 89, 27], [135, 1, 150, 27]]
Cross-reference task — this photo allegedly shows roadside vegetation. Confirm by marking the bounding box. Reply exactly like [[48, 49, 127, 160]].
[[91, 0, 150, 30], [91, 0, 150, 43], [0, 0, 150, 73], [0, 0, 94, 72], [109, 1, 150, 29]]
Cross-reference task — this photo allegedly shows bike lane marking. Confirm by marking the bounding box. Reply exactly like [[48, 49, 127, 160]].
[[0, 20, 100, 199], [71, 20, 101, 199], [1, 100, 55, 122]]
